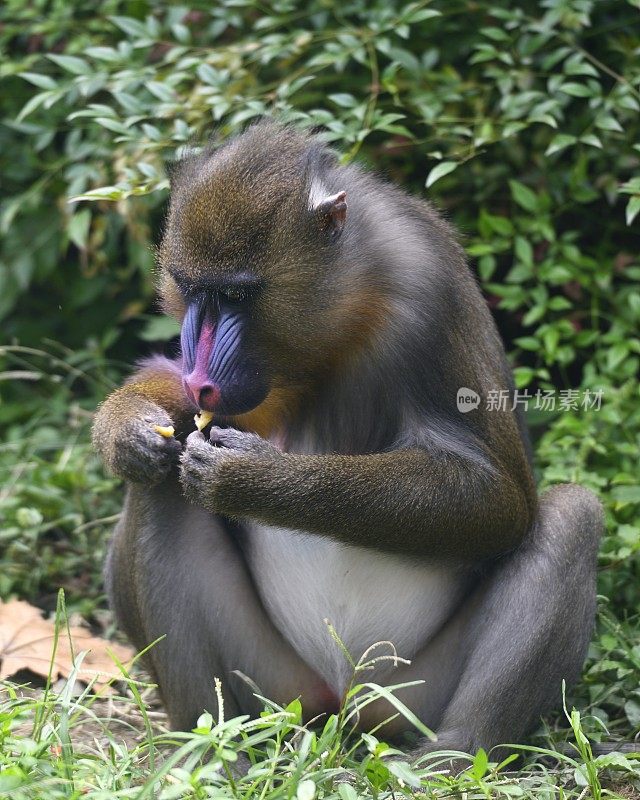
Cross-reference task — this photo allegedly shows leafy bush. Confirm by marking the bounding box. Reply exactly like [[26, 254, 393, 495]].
[[0, 0, 639, 741]]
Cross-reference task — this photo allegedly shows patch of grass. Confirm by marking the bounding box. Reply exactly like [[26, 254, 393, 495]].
[[0, 343, 119, 617], [2, 647, 640, 798], [1, 594, 638, 799]]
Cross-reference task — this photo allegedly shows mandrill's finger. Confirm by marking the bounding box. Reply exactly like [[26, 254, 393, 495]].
[[209, 426, 256, 451], [182, 431, 211, 464], [208, 425, 236, 447], [209, 425, 280, 457]]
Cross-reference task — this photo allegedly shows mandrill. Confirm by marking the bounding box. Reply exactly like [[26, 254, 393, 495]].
[[93, 120, 603, 759]]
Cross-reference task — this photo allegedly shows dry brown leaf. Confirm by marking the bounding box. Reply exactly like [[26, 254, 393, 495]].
[[0, 599, 134, 691]]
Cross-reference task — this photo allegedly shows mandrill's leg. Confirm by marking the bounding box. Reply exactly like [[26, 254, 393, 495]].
[[370, 485, 603, 760], [409, 484, 603, 760], [106, 475, 331, 730]]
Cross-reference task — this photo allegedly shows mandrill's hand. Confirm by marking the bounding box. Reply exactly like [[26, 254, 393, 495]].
[[92, 396, 182, 485], [179, 426, 280, 513]]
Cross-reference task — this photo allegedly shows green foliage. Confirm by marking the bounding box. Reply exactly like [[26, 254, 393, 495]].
[[0, 0, 639, 775], [0, 344, 120, 615], [2, 0, 639, 359], [1, 616, 639, 798]]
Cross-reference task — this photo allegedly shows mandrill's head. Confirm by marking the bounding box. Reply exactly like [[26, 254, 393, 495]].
[[157, 121, 360, 417]]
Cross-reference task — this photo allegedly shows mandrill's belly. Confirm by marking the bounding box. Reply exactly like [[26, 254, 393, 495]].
[[245, 526, 470, 696]]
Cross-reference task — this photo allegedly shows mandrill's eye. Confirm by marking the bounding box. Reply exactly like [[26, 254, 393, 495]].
[[219, 285, 248, 304]]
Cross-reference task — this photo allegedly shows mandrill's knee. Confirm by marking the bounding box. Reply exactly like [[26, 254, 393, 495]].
[[535, 483, 604, 560]]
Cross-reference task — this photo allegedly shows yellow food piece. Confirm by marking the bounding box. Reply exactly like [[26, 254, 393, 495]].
[[153, 424, 175, 438], [194, 410, 214, 432]]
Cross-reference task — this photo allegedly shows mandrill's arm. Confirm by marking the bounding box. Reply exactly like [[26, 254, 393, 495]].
[[180, 427, 537, 561], [92, 357, 193, 484]]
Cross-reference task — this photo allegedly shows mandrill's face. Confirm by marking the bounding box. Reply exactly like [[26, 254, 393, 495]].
[[157, 139, 349, 417], [177, 279, 270, 415]]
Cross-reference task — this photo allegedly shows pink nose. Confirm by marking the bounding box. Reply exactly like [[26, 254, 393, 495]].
[[183, 377, 220, 411]]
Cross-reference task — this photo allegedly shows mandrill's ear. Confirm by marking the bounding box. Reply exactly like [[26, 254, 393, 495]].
[[313, 190, 348, 241]]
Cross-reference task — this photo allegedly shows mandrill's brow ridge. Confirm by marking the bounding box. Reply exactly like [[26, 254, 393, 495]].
[[168, 268, 263, 296]]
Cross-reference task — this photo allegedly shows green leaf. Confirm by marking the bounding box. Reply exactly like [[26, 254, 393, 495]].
[[16, 91, 53, 122], [482, 26, 510, 41], [197, 63, 220, 85], [148, 82, 175, 102], [328, 93, 357, 108], [509, 180, 538, 213], [629, 293, 640, 316], [113, 91, 143, 113], [297, 780, 316, 800], [515, 236, 533, 266], [16, 507, 44, 527], [84, 46, 121, 62], [0, 771, 22, 792], [595, 114, 624, 133], [284, 697, 302, 725], [543, 327, 559, 355], [522, 305, 546, 326], [387, 760, 421, 788], [109, 15, 150, 39], [194, 711, 213, 732], [547, 296, 572, 310], [624, 699, 640, 727], [611, 486, 640, 504], [95, 117, 130, 134], [558, 82, 593, 98], [507, 263, 533, 283], [580, 133, 602, 149], [171, 22, 191, 44], [545, 134, 577, 156], [426, 161, 457, 188], [513, 367, 535, 388], [607, 342, 629, 369], [480, 211, 513, 236], [338, 783, 357, 800], [471, 747, 489, 779], [478, 255, 496, 281], [403, 8, 441, 23], [48, 54, 90, 75], [19, 72, 57, 90], [137, 162, 158, 179], [141, 123, 161, 141], [67, 209, 91, 249], [625, 197, 640, 226], [514, 337, 540, 351], [70, 186, 125, 202], [359, 682, 436, 739], [563, 55, 598, 77]]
